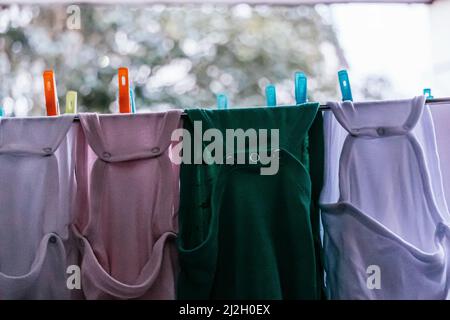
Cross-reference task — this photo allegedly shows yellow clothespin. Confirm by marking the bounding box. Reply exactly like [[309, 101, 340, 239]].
[[65, 91, 77, 114]]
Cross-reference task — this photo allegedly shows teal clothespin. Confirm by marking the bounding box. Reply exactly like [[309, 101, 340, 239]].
[[423, 88, 433, 100], [265, 84, 277, 107], [216, 93, 228, 109], [130, 88, 136, 113], [0, 106, 3, 117], [295, 72, 307, 105], [338, 70, 353, 101]]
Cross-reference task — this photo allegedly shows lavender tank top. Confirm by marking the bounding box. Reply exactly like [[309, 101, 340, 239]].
[[0, 115, 77, 299], [320, 97, 450, 299], [431, 102, 450, 224]]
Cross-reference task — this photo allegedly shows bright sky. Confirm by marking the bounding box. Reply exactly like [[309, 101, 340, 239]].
[[331, 3, 433, 100]]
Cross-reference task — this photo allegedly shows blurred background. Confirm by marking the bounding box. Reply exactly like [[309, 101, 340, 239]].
[[0, 1, 448, 115]]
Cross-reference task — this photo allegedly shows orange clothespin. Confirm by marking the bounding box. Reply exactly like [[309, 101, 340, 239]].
[[118, 67, 131, 113], [43, 70, 60, 116]]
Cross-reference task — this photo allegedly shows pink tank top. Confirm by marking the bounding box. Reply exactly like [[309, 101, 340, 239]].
[[72, 111, 182, 299]]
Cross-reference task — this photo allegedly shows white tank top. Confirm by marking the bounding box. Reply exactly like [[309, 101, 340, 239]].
[[320, 96, 450, 299]]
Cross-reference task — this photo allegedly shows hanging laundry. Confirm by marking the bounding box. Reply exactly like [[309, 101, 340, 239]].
[[177, 104, 324, 299], [0, 115, 77, 299], [72, 111, 182, 299], [320, 96, 450, 299], [430, 103, 450, 221], [407, 99, 450, 219]]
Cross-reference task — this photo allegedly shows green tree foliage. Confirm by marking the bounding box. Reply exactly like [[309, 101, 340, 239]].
[[0, 4, 344, 115]]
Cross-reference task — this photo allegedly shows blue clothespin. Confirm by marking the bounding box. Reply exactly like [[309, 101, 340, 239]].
[[130, 88, 136, 113], [295, 72, 307, 105], [216, 93, 228, 109], [265, 84, 277, 107], [338, 70, 353, 101], [423, 88, 433, 100]]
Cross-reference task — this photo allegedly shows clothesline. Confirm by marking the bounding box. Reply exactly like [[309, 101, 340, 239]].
[[0, 0, 434, 4], [67, 96, 450, 121]]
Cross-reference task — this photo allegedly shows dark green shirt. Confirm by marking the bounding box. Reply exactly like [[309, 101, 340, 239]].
[[177, 104, 324, 299]]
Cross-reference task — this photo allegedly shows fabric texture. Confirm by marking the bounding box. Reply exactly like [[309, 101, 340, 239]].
[[321, 96, 450, 299], [73, 111, 182, 299], [0, 115, 77, 299], [430, 103, 450, 223], [177, 104, 324, 300]]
